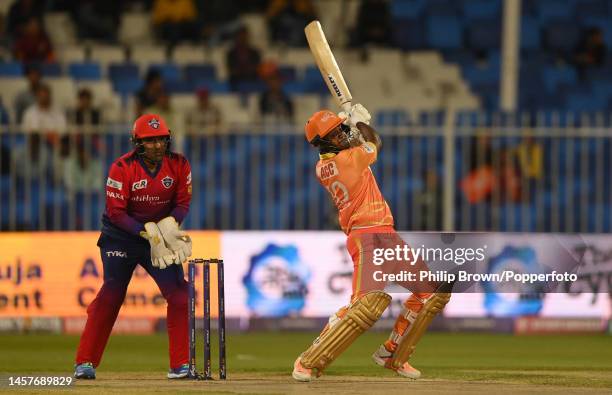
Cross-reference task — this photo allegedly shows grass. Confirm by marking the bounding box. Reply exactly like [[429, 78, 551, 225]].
[[0, 332, 610, 390]]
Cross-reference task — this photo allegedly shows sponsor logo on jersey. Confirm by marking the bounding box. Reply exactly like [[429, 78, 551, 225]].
[[148, 118, 160, 129], [106, 190, 124, 200], [106, 250, 127, 258], [186, 171, 192, 185], [317, 161, 339, 181], [130, 195, 160, 202], [106, 177, 123, 190], [362, 143, 375, 154], [162, 176, 174, 188], [132, 179, 147, 191]]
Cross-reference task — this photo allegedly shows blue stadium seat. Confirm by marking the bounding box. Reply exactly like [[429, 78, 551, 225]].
[[543, 67, 577, 93], [391, 0, 425, 19], [278, 65, 296, 82], [423, 0, 458, 16], [462, 0, 501, 20], [68, 62, 102, 80], [566, 93, 606, 111], [108, 63, 139, 81], [0, 62, 23, 76], [303, 65, 322, 83], [536, 0, 573, 22], [467, 19, 502, 51], [149, 63, 180, 82], [575, 0, 608, 19], [393, 18, 426, 50], [112, 78, 143, 96], [426, 16, 462, 49], [184, 64, 216, 82], [283, 81, 306, 95], [544, 21, 581, 52], [234, 81, 267, 94], [40, 62, 62, 77], [520, 16, 541, 50]]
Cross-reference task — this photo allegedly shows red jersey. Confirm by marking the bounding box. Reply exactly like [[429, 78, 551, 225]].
[[101, 150, 192, 242]]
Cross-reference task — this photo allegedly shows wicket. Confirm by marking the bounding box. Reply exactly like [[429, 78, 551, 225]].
[[187, 258, 226, 380]]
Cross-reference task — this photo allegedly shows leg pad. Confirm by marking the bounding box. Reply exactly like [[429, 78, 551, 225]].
[[390, 293, 450, 370], [300, 291, 391, 373]]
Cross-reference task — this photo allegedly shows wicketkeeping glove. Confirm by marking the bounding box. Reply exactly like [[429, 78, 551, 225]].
[[140, 222, 176, 269], [156, 216, 192, 264], [339, 103, 371, 128]]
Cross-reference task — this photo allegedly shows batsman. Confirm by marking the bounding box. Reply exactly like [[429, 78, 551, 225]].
[[73, 114, 193, 379], [292, 105, 451, 381]]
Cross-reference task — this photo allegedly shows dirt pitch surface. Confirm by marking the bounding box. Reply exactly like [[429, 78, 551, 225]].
[[18, 372, 608, 395]]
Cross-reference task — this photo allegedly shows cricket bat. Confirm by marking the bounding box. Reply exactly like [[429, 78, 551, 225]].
[[305, 20, 353, 112]]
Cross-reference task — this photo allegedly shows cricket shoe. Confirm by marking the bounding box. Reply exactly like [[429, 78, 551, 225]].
[[167, 363, 190, 379], [372, 344, 421, 379], [74, 362, 96, 379], [292, 356, 313, 382]]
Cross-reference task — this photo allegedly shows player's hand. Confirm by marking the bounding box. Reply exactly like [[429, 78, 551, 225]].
[[157, 216, 192, 265], [140, 222, 176, 269], [339, 103, 371, 128]]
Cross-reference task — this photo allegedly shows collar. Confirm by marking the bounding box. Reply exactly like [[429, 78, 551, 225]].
[[319, 152, 337, 159], [138, 155, 163, 178]]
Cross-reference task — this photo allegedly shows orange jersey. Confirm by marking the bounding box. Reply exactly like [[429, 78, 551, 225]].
[[316, 142, 394, 234]]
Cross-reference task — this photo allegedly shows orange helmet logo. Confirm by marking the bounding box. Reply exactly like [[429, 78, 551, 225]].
[[305, 110, 344, 143]]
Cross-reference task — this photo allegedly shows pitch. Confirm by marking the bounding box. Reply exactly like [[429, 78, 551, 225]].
[[0, 333, 610, 394]]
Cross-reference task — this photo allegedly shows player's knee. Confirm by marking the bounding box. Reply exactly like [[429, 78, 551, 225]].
[[166, 286, 188, 310]]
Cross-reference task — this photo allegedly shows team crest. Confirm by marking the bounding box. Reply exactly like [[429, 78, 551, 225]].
[[148, 118, 160, 129], [162, 176, 174, 188]]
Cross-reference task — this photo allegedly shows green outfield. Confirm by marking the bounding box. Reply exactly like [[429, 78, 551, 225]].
[[0, 332, 610, 394]]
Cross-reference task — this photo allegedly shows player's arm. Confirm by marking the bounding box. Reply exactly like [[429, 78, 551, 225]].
[[170, 156, 192, 223], [357, 123, 382, 153], [105, 162, 144, 235]]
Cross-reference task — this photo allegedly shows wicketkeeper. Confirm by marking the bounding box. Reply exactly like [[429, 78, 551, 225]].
[[74, 114, 193, 379], [292, 105, 450, 381]]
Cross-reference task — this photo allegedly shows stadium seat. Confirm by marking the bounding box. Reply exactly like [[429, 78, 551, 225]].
[[520, 16, 541, 50], [0, 62, 23, 77], [467, 19, 502, 51], [426, 16, 463, 49], [535, 0, 573, 22], [544, 21, 581, 53], [462, 0, 501, 20], [184, 64, 216, 83], [109, 63, 140, 82], [112, 78, 143, 97], [90, 45, 126, 70], [575, 0, 608, 18], [391, 0, 425, 19], [68, 62, 102, 81], [148, 63, 181, 82], [119, 12, 154, 45], [423, 0, 459, 16], [40, 62, 62, 77], [393, 18, 426, 50], [56, 46, 86, 64], [276, 65, 296, 82], [543, 67, 577, 93], [171, 45, 206, 64]]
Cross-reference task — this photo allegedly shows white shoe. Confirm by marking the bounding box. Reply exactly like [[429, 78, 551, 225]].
[[292, 356, 313, 382], [372, 344, 421, 379]]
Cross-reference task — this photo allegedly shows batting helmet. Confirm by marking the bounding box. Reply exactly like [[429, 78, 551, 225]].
[[305, 110, 344, 143], [132, 114, 170, 140]]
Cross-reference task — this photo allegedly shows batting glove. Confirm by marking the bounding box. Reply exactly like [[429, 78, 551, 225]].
[[156, 216, 192, 265], [140, 222, 176, 269], [341, 103, 371, 128]]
